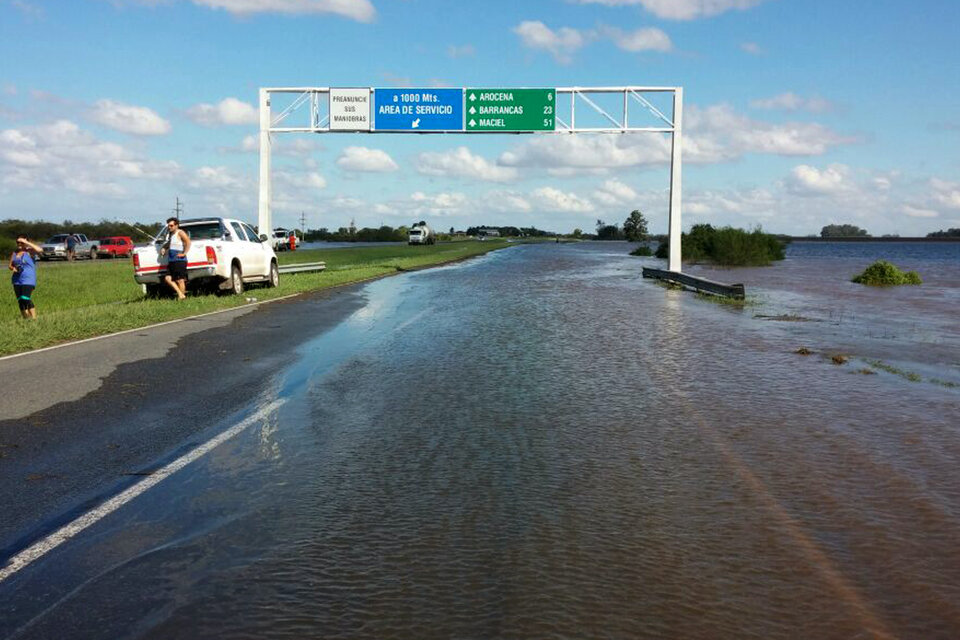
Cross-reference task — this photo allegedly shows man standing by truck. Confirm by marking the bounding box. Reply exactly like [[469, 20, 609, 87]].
[[160, 217, 191, 300], [66, 233, 78, 261]]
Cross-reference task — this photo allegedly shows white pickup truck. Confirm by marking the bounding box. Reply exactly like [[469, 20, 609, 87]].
[[133, 217, 279, 296]]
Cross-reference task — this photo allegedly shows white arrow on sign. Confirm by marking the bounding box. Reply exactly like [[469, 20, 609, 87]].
[[468, 118, 476, 127], [469, 106, 476, 114], [469, 93, 476, 102], [412, 118, 420, 128]]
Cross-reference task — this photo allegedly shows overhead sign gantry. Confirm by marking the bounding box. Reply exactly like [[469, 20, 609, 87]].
[[258, 86, 684, 271]]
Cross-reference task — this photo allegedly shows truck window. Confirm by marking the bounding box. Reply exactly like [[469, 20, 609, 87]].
[[229, 222, 246, 241], [179, 222, 223, 240], [241, 224, 261, 243]]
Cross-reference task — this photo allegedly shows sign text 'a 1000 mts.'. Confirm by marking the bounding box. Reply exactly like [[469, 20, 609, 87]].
[[373, 88, 463, 131]]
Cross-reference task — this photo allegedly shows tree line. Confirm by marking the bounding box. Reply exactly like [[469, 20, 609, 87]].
[[0, 218, 163, 253]]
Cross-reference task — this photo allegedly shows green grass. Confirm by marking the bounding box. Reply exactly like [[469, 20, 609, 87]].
[[864, 359, 922, 382], [1, 241, 510, 356], [851, 260, 922, 286], [694, 292, 757, 307]]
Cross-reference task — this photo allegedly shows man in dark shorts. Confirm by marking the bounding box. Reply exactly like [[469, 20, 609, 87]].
[[161, 217, 191, 299], [66, 233, 78, 261]]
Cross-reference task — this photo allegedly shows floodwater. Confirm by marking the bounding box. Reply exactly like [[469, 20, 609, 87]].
[[2, 241, 959, 639]]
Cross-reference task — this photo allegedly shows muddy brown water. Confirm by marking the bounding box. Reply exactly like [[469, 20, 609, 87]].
[[1, 241, 958, 639]]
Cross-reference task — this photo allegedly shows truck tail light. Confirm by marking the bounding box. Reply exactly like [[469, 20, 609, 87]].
[[132, 253, 140, 269], [206, 246, 217, 264]]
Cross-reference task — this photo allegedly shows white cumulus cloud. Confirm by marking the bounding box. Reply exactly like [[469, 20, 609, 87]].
[[417, 147, 517, 182], [0, 120, 179, 197], [89, 99, 171, 136], [599, 25, 672, 52], [408, 191, 469, 216], [336, 146, 398, 172], [750, 92, 833, 113], [786, 164, 852, 196], [901, 204, 939, 218], [531, 187, 594, 213], [570, 0, 767, 20], [593, 179, 639, 206], [513, 21, 586, 64], [930, 178, 960, 210], [189, 0, 375, 22], [186, 97, 258, 127]]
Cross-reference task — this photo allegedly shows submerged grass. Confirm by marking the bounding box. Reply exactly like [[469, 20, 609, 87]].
[[0, 241, 509, 356], [694, 292, 758, 307], [864, 359, 923, 382]]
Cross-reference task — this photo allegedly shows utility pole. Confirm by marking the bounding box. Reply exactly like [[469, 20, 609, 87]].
[[299, 211, 307, 240], [172, 196, 183, 219]]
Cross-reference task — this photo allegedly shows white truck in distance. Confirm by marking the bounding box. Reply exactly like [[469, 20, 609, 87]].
[[133, 217, 279, 296], [408, 222, 435, 245]]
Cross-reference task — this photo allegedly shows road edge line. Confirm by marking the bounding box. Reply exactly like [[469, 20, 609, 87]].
[[0, 399, 287, 583]]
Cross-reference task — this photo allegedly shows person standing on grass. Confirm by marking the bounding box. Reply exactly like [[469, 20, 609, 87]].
[[160, 217, 191, 300], [9, 235, 41, 320]]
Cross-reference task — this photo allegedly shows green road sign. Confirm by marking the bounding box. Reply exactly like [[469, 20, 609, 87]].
[[465, 88, 556, 132]]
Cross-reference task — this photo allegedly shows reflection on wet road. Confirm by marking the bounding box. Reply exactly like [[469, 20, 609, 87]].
[[1, 242, 958, 638]]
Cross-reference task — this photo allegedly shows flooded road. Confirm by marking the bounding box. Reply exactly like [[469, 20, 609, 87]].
[[2, 242, 959, 638]]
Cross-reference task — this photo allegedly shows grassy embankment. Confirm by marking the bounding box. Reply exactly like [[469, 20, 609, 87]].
[[0, 241, 509, 356]]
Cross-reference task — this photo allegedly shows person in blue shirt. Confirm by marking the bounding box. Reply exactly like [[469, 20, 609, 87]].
[[9, 235, 41, 319]]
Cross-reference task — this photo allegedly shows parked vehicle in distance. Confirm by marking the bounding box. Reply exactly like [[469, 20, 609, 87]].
[[132, 217, 279, 296], [40, 233, 99, 260], [97, 236, 135, 259], [408, 222, 435, 245], [271, 228, 300, 252], [272, 229, 290, 251]]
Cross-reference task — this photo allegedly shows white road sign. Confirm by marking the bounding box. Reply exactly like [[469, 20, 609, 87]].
[[330, 88, 371, 131]]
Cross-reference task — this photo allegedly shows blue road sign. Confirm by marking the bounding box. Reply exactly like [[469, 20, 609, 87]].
[[373, 88, 464, 131]]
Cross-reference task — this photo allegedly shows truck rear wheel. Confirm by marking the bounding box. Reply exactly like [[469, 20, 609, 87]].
[[228, 264, 244, 295], [268, 261, 279, 288], [89, 248, 97, 260]]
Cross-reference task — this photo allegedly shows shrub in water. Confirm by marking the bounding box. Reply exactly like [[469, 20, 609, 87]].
[[654, 224, 786, 266], [630, 245, 653, 256], [851, 260, 922, 286]]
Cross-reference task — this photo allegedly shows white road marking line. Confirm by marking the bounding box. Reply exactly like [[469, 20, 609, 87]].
[[0, 398, 287, 583]]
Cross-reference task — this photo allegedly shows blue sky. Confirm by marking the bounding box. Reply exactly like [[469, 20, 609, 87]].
[[1, 0, 958, 235]]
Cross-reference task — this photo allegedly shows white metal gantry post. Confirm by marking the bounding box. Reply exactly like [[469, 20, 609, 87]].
[[258, 88, 272, 235], [667, 87, 683, 273]]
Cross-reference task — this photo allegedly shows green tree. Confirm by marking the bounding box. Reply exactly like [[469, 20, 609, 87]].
[[623, 209, 649, 242], [821, 224, 869, 238], [571, 228, 582, 238]]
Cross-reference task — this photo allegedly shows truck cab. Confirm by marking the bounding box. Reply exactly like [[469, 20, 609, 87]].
[[408, 223, 435, 245]]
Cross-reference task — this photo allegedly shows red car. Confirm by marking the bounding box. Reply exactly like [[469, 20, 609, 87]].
[[97, 236, 135, 259]]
